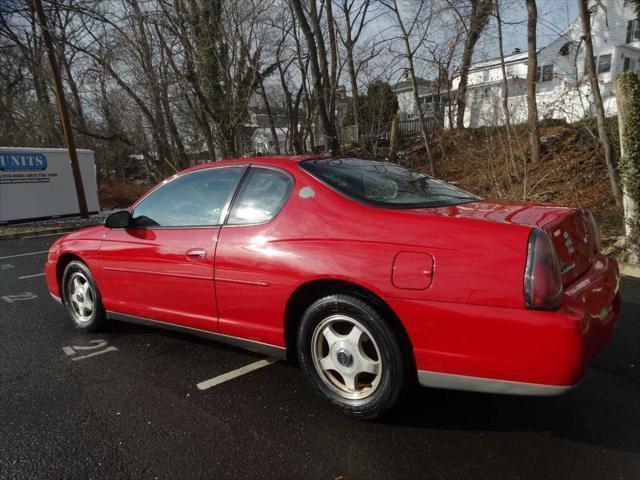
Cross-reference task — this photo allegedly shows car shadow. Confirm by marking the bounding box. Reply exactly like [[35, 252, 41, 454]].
[[95, 277, 639, 455], [101, 318, 267, 360], [380, 277, 640, 455]]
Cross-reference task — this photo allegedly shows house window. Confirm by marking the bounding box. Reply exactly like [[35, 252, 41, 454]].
[[483, 70, 490, 83], [583, 55, 612, 76], [628, 19, 640, 44], [506, 65, 516, 77], [536, 64, 553, 83], [597, 54, 611, 73], [624, 56, 640, 73]]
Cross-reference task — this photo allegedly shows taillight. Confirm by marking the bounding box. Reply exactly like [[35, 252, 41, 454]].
[[585, 210, 601, 253], [524, 229, 563, 310]]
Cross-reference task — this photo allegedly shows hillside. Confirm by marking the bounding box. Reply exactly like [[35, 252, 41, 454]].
[[393, 119, 623, 243]]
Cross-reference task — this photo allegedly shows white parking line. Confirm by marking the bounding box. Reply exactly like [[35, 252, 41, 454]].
[[0, 250, 48, 260], [197, 358, 277, 391], [72, 346, 118, 361], [19, 272, 46, 280]]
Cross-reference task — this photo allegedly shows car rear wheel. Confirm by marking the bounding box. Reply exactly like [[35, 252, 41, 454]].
[[62, 260, 106, 331], [297, 294, 409, 419]]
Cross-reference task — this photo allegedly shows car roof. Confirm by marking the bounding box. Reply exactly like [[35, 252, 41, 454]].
[[181, 154, 322, 175]]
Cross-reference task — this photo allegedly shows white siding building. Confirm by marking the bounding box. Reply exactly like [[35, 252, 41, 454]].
[[444, 0, 640, 129]]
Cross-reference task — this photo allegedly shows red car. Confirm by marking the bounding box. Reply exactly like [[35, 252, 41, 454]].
[[46, 156, 620, 418]]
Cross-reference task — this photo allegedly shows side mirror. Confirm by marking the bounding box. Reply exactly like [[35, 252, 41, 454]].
[[105, 210, 132, 228]]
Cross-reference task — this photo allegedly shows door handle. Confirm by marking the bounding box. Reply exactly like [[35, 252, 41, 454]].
[[185, 248, 207, 261]]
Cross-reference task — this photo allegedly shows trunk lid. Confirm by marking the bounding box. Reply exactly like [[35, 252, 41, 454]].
[[410, 200, 595, 285]]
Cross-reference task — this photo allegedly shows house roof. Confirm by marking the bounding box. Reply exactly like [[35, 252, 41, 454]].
[[392, 77, 435, 94], [466, 50, 531, 71]]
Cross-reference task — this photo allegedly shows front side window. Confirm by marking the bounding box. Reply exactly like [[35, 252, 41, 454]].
[[132, 166, 244, 227], [301, 158, 480, 209], [227, 167, 293, 225]]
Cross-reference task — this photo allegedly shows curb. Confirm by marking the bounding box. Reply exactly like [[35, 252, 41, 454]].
[[619, 262, 640, 279], [0, 224, 96, 241]]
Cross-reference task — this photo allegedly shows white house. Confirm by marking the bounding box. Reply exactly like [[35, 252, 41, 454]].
[[397, 0, 640, 129], [448, 49, 531, 128]]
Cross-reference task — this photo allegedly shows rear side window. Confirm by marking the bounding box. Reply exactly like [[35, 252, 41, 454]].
[[132, 166, 244, 227], [301, 157, 480, 208], [227, 167, 293, 225]]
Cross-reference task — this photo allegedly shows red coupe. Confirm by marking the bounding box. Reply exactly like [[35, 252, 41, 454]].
[[46, 156, 620, 418]]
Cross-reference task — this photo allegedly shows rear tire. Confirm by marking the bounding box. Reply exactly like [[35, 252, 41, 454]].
[[297, 294, 409, 419], [62, 260, 107, 332]]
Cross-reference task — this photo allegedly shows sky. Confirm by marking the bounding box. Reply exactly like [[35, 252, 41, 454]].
[[477, 0, 580, 60], [359, 0, 582, 85]]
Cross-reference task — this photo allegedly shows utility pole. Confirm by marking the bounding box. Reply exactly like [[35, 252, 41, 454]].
[[32, 0, 88, 218]]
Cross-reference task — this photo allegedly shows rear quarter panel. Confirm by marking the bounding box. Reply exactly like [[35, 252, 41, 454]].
[[215, 165, 532, 346]]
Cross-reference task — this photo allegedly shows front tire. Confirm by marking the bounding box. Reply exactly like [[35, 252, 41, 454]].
[[62, 260, 106, 331], [297, 294, 409, 419]]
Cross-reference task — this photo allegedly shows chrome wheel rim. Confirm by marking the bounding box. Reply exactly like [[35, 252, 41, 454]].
[[67, 272, 94, 324], [311, 314, 382, 400]]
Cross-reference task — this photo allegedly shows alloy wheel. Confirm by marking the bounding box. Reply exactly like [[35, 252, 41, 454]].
[[311, 314, 382, 400]]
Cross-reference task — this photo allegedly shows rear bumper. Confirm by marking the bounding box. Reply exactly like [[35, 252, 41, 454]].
[[417, 370, 573, 396], [387, 255, 620, 394]]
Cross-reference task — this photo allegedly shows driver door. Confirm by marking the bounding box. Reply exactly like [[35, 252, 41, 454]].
[[98, 165, 246, 331]]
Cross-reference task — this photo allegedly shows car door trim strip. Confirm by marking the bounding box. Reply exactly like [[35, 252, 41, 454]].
[[106, 310, 287, 360], [103, 266, 211, 280]]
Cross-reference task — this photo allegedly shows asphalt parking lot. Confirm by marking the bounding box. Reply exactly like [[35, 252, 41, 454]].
[[1, 233, 639, 480]]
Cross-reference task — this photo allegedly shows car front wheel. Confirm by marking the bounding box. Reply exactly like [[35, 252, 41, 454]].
[[62, 260, 106, 331], [297, 294, 409, 419]]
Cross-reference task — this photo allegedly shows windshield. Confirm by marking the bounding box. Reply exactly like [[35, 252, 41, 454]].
[[300, 158, 481, 208]]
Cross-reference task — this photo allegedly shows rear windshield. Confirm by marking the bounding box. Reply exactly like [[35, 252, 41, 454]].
[[300, 158, 481, 208]]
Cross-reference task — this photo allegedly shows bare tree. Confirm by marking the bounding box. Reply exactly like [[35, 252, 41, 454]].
[[272, 3, 307, 154], [494, 0, 517, 176], [578, 0, 622, 206], [525, 0, 540, 165], [290, 0, 340, 153], [335, 0, 372, 141], [381, 0, 436, 175], [1, 2, 60, 145], [453, 0, 493, 129]]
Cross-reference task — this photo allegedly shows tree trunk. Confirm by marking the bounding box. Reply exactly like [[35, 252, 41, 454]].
[[290, 0, 339, 153], [495, 0, 517, 177], [259, 77, 281, 154], [388, 113, 399, 162], [615, 72, 640, 264], [578, 0, 623, 207], [346, 45, 360, 142], [455, 0, 494, 129], [388, 0, 435, 175], [526, 0, 541, 165]]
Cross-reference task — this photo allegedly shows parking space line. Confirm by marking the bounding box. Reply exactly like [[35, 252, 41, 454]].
[[71, 346, 118, 361], [197, 358, 277, 391], [0, 250, 48, 260], [19, 272, 45, 280]]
